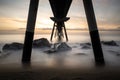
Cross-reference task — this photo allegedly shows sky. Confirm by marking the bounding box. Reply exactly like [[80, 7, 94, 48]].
[[0, 0, 120, 33]]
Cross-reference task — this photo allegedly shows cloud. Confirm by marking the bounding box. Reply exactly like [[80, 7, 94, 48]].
[[12, 19, 26, 23], [117, 27, 120, 29]]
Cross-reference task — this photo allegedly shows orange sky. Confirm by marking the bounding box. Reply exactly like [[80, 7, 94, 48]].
[[0, 0, 120, 32]]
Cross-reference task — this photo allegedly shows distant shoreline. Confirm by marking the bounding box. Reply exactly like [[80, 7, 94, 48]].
[[0, 29, 120, 34]]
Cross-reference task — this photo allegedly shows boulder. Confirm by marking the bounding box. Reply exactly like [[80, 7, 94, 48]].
[[2, 38, 51, 51], [33, 38, 51, 48], [81, 45, 91, 49], [80, 43, 91, 49], [57, 42, 72, 51], [2, 42, 23, 51], [45, 42, 72, 53], [101, 40, 118, 46]]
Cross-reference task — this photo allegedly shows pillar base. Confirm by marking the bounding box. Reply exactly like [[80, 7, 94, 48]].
[[22, 31, 34, 63], [90, 30, 105, 65]]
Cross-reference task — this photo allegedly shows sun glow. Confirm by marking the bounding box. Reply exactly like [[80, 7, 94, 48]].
[[0, 0, 120, 32], [36, 18, 53, 29], [41, 19, 52, 25]]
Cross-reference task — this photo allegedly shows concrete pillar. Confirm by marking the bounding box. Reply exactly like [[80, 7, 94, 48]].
[[83, 0, 105, 65], [22, 0, 39, 63]]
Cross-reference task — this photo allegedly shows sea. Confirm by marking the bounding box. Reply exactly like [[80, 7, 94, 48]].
[[0, 31, 120, 69], [0, 31, 120, 43]]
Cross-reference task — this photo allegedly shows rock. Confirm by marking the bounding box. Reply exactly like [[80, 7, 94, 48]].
[[33, 38, 51, 48], [45, 42, 72, 53], [2, 38, 51, 51], [80, 43, 91, 49], [102, 40, 118, 46], [57, 42, 72, 51], [116, 54, 120, 56], [81, 45, 91, 49], [85, 43, 91, 46], [2, 42, 23, 51]]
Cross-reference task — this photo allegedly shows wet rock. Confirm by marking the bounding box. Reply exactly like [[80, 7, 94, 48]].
[[117, 54, 120, 56], [45, 42, 72, 53], [102, 40, 118, 46], [57, 42, 72, 51], [33, 38, 51, 48], [80, 43, 91, 49], [2, 42, 23, 51], [85, 43, 91, 46], [2, 38, 51, 51], [81, 45, 91, 49]]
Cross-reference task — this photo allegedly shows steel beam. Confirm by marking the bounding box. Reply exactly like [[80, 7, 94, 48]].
[[83, 0, 105, 65], [22, 0, 39, 63]]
